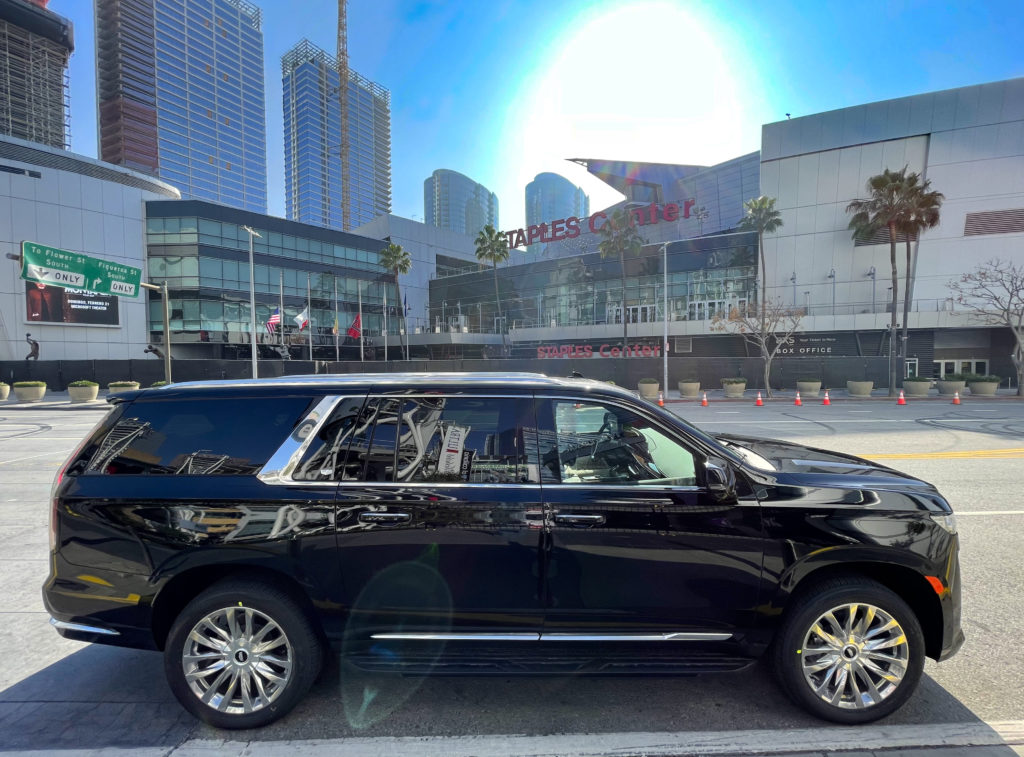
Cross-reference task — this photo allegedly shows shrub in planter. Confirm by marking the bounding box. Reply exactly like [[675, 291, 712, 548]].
[[107, 380, 140, 394], [721, 377, 747, 398], [846, 380, 874, 397], [0, 382, 8, 401], [967, 374, 1000, 396], [13, 380, 47, 402], [637, 377, 660, 399], [151, 380, 169, 387], [677, 377, 700, 398], [902, 375, 932, 397], [936, 373, 967, 396], [796, 377, 822, 397], [68, 380, 100, 403]]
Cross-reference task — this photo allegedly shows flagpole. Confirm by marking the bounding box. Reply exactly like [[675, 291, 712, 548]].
[[307, 272, 312, 362], [333, 277, 339, 363], [358, 282, 364, 362], [383, 286, 388, 363], [278, 269, 285, 349]]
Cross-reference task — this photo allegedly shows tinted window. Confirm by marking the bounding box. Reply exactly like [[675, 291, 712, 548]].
[[543, 400, 698, 486], [291, 396, 366, 481], [337, 396, 540, 484], [87, 397, 311, 475]]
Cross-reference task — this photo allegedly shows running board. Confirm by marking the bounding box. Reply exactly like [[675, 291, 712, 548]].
[[370, 632, 732, 642]]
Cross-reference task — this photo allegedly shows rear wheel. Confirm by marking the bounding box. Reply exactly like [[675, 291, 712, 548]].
[[771, 576, 925, 724], [164, 579, 322, 729]]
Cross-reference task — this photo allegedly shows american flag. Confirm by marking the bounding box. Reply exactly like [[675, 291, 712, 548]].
[[266, 307, 280, 334]]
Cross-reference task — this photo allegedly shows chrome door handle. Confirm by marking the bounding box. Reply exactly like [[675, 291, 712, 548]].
[[358, 512, 411, 524], [554, 513, 605, 526]]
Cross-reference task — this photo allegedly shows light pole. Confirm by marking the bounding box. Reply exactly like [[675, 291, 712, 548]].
[[242, 225, 262, 379], [790, 272, 797, 307], [827, 268, 836, 315], [139, 281, 171, 384], [661, 243, 669, 399], [866, 266, 876, 312]]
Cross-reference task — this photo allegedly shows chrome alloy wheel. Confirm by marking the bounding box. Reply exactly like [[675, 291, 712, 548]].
[[800, 602, 909, 710], [182, 605, 293, 714]]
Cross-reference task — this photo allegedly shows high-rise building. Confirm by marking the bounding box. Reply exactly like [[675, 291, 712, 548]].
[[95, 0, 267, 213], [424, 169, 498, 237], [525, 172, 589, 252], [0, 0, 73, 149], [282, 39, 391, 231]]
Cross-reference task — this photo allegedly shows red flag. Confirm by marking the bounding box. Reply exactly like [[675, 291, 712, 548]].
[[347, 314, 362, 338]]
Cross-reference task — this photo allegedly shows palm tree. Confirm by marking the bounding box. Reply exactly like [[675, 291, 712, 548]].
[[847, 167, 912, 396], [597, 208, 644, 352], [474, 224, 510, 351], [898, 174, 944, 362], [738, 196, 783, 333], [379, 242, 412, 359]]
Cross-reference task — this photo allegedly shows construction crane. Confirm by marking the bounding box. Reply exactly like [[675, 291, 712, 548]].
[[337, 0, 351, 230]]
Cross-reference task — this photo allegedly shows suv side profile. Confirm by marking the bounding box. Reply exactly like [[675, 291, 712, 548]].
[[44, 373, 963, 729]]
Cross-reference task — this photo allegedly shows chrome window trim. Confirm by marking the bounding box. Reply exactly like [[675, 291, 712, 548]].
[[50, 617, 120, 636], [258, 395, 346, 485]]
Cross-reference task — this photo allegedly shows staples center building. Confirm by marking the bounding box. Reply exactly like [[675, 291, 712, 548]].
[[428, 77, 1024, 385]]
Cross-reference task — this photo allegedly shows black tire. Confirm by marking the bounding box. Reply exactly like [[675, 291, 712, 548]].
[[770, 575, 925, 724], [163, 579, 322, 729]]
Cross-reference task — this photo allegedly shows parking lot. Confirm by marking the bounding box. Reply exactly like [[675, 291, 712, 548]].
[[1, 397, 1023, 755]]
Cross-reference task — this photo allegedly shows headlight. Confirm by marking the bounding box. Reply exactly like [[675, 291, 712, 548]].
[[930, 513, 957, 534]]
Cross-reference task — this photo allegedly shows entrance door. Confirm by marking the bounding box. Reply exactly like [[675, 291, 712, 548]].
[[535, 398, 763, 636]]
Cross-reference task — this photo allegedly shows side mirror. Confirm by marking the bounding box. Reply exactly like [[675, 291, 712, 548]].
[[705, 458, 736, 500]]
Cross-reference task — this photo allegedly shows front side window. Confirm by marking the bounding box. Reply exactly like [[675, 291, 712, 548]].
[[543, 400, 698, 486]]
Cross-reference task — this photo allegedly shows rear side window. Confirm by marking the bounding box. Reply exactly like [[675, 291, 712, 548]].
[[85, 397, 312, 475]]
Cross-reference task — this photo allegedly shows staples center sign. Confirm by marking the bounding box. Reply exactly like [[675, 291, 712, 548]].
[[504, 200, 697, 250]]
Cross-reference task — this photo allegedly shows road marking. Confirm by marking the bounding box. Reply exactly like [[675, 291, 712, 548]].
[[0, 451, 69, 466], [715, 411, 741, 414], [847, 410, 872, 413], [80, 720, 1024, 757], [867, 447, 1024, 459]]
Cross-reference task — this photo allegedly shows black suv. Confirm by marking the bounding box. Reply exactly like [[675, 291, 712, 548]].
[[43, 373, 963, 729]]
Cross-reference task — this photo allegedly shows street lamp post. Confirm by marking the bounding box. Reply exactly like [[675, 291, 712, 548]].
[[827, 268, 836, 315], [790, 272, 797, 307], [867, 266, 877, 312], [661, 243, 669, 399], [242, 225, 262, 379], [139, 281, 172, 384]]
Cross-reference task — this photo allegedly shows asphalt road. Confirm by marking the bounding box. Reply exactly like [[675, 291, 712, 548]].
[[1, 396, 1022, 754]]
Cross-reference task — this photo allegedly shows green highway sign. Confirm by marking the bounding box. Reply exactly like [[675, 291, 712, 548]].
[[20, 241, 142, 298]]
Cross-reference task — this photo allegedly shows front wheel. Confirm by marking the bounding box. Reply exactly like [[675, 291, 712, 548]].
[[771, 576, 925, 724], [163, 579, 322, 729]]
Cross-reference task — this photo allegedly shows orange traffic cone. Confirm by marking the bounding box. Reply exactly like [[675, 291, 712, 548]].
[[897, 389, 907, 405], [755, 391, 764, 407], [657, 390, 665, 407], [701, 391, 709, 407], [794, 391, 802, 406], [952, 391, 961, 405], [823, 390, 831, 406]]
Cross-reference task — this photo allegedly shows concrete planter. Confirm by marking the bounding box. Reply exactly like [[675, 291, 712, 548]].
[[968, 381, 999, 396], [637, 382, 660, 400], [13, 385, 46, 402], [677, 381, 701, 398], [722, 382, 746, 398], [107, 382, 140, 395], [902, 381, 931, 397], [796, 380, 821, 398], [68, 385, 100, 403], [0, 385, 8, 401], [846, 380, 874, 397], [937, 380, 966, 396]]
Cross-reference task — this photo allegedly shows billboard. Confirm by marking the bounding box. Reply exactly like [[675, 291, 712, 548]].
[[25, 281, 120, 325]]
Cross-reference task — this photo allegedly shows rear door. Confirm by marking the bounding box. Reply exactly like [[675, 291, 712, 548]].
[[295, 391, 546, 641], [536, 396, 764, 639]]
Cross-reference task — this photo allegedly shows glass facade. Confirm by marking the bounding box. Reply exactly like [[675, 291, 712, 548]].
[[524, 173, 589, 254], [282, 39, 391, 231], [145, 200, 395, 357], [97, 0, 267, 212], [424, 169, 499, 237], [428, 232, 758, 333]]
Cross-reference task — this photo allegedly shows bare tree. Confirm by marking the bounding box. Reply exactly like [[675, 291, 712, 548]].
[[712, 299, 805, 398], [948, 259, 1024, 396]]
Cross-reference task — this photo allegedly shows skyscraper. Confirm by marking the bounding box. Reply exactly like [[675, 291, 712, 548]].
[[0, 0, 73, 149], [282, 39, 391, 231], [424, 169, 498, 237], [525, 172, 588, 252], [95, 0, 267, 213]]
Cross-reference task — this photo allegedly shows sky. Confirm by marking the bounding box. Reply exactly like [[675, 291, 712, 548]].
[[62, 0, 1024, 231]]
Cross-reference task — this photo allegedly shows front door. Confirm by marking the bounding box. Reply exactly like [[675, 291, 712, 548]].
[[535, 397, 764, 638]]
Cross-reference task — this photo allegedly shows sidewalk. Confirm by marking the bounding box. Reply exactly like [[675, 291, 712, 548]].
[[1, 391, 112, 410], [664, 387, 1021, 403]]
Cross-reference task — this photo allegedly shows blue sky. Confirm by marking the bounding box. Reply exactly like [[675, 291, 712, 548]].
[[64, 0, 1024, 230]]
